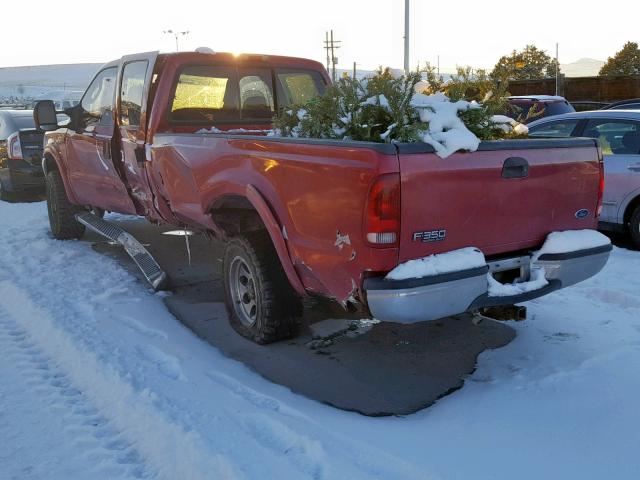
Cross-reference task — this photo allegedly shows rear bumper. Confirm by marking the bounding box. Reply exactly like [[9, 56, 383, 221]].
[[364, 244, 612, 324], [0, 165, 46, 193]]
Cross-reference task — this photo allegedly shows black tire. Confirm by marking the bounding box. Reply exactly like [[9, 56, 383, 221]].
[[46, 169, 86, 240], [223, 231, 302, 344], [629, 206, 640, 249]]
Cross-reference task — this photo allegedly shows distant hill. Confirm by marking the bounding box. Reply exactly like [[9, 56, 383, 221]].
[[0, 63, 101, 101], [560, 58, 605, 78]]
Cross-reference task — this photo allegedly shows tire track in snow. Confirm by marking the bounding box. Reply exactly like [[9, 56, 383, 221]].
[[0, 313, 151, 479], [0, 282, 241, 480], [0, 204, 436, 480]]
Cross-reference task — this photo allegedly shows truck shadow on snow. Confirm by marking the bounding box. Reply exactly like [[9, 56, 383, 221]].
[[88, 216, 515, 416]]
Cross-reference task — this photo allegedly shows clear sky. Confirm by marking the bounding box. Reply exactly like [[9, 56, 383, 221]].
[[2, 0, 638, 71]]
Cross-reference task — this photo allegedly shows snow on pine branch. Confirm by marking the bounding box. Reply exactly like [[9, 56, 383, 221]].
[[272, 68, 527, 158]]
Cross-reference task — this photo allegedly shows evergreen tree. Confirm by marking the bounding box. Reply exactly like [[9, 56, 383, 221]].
[[599, 42, 640, 76], [273, 67, 526, 151], [490, 45, 560, 81]]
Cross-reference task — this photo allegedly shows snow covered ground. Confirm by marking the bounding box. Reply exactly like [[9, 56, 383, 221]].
[[1, 200, 640, 480]]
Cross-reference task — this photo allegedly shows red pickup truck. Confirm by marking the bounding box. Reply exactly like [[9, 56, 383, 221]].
[[34, 50, 611, 343]]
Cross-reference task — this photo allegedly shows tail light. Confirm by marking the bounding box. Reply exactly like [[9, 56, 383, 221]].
[[7, 132, 23, 160], [596, 151, 604, 218], [364, 173, 400, 246]]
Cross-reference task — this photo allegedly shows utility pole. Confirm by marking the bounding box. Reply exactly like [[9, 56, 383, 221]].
[[323, 30, 341, 82], [325, 32, 330, 72], [555, 42, 559, 96], [353, 61, 357, 79], [437, 55, 440, 76], [404, 0, 410, 75], [163, 29, 190, 52]]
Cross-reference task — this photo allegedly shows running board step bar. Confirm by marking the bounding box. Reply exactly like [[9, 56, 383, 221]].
[[76, 212, 168, 290]]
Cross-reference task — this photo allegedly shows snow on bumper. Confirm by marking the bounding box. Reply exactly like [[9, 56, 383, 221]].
[[364, 230, 612, 324]]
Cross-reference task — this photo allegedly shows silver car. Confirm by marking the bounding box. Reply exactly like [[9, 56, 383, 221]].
[[529, 110, 640, 247]]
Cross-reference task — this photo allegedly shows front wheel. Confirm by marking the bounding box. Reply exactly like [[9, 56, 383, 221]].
[[629, 206, 640, 249], [46, 169, 85, 239], [223, 232, 302, 344]]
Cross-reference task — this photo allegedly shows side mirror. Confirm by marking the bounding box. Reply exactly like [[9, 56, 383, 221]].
[[33, 100, 60, 131]]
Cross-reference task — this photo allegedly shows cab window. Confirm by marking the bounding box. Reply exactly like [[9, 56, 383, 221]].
[[81, 67, 117, 128], [120, 60, 148, 127], [238, 68, 274, 120], [170, 66, 239, 123], [275, 69, 325, 107]]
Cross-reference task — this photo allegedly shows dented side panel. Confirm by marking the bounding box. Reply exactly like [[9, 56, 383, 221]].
[[151, 134, 399, 301]]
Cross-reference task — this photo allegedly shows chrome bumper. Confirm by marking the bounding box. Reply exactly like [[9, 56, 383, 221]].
[[364, 244, 612, 324]]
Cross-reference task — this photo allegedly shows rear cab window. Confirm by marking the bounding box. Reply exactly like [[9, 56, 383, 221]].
[[168, 64, 326, 125], [171, 66, 240, 123], [275, 69, 325, 107], [239, 68, 274, 120]]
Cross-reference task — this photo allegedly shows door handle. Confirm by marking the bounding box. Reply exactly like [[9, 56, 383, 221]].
[[627, 163, 640, 172], [502, 157, 529, 179]]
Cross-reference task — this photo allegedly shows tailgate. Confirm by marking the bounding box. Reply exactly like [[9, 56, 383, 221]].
[[397, 138, 601, 263]]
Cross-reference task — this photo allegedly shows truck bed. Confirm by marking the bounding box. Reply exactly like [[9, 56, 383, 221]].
[[151, 133, 602, 302]]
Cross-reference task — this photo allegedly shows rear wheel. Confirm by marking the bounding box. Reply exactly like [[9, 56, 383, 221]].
[[629, 206, 640, 249], [46, 169, 85, 240], [223, 232, 302, 344]]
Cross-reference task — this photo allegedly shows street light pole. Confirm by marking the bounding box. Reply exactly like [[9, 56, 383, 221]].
[[555, 42, 559, 96], [403, 0, 410, 75], [163, 29, 190, 52]]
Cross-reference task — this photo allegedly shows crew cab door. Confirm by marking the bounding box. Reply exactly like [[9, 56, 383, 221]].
[[65, 66, 137, 214], [117, 52, 159, 216]]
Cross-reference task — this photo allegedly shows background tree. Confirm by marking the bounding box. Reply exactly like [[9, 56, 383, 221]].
[[599, 42, 640, 76], [491, 45, 560, 81]]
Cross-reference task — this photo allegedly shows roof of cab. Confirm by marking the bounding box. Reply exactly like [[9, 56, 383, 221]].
[[101, 51, 326, 71], [160, 51, 326, 70]]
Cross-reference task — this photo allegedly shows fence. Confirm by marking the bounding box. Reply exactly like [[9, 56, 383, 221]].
[[508, 75, 640, 102]]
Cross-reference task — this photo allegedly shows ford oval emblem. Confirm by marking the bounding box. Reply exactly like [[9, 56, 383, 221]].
[[575, 209, 589, 219]]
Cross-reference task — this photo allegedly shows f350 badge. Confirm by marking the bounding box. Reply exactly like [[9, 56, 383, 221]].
[[413, 229, 446, 242]]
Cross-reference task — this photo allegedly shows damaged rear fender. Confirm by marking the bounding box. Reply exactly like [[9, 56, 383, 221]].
[[242, 184, 306, 296]]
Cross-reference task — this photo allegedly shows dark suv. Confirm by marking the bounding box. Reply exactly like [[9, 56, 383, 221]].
[[506, 95, 575, 124], [0, 109, 45, 201]]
